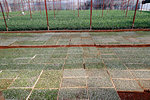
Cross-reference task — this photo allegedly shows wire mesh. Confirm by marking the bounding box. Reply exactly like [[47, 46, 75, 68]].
[[0, 0, 150, 31]]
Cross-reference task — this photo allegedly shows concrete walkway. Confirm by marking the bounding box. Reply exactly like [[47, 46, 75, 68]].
[[0, 32, 150, 100]]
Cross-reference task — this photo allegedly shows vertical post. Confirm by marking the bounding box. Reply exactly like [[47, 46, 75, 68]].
[[39, 0, 41, 15], [44, 0, 49, 30], [3, 0, 6, 12], [5, 0, 9, 17], [73, 0, 75, 15], [107, 0, 109, 13], [0, 2, 8, 31], [122, 0, 124, 10], [21, 0, 24, 12], [140, 0, 144, 13], [102, 0, 105, 17], [90, 0, 92, 30], [126, 0, 130, 17], [124, 0, 126, 13], [78, 0, 79, 17], [132, 0, 139, 28], [3, 0, 8, 18], [53, 0, 55, 18], [28, 0, 32, 19]]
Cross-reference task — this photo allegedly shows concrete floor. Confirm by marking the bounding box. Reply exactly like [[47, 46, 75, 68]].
[[0, 31, 150, 100]]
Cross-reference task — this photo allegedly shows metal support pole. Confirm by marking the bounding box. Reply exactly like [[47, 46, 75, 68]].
[[73, 0, 75, 15], [3, 0, 6, 12], [3, 0, 8, 18], [90, 0, 92, 30], [44, 0, 49, 30], [28, 0, 32, 19], [5, 0, 9, 17], [107, 0, 109, 13], [124, 0, 126, 13], [122, 0, 124, 10], [39, 0, 41, 15], [0, 2, 8, 31], [126, 0, 130, 17], [132, 0, 139, 28], [140, 0, 144, 13], [78, 0, 79, 17], [53, 0, 55, 18], [102, 0, 105, 17]]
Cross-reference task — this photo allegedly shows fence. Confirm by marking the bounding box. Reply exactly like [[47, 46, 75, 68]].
[[0, 0, 150, 31]]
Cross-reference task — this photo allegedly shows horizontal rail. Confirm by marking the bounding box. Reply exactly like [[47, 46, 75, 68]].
[[0, 29, 150, 33], [0, 44, 150, 49]]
